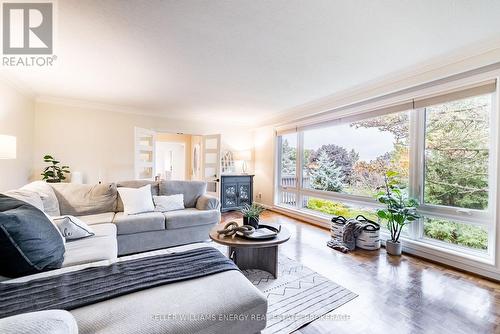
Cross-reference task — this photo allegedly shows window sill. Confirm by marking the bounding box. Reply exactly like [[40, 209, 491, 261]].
[[272, 204, 499, 281]]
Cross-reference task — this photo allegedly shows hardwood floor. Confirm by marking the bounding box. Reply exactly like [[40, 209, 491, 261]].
[[221, 210, 500, 334]]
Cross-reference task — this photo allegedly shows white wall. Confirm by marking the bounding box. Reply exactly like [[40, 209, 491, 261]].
[[253, 126, 275, 206], [0, 80, 35, 191], [33, 101, 255, 184]]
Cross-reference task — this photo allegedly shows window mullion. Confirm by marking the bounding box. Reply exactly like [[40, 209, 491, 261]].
[[408, 108, 424, 240], [296, 131, 304, 209]]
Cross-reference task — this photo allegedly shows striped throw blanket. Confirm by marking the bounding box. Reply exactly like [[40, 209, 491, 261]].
[[0, 247, 238, 319]]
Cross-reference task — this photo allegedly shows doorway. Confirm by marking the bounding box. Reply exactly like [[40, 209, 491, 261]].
[[153, 132, 207, 182], [156, 141, 186, 180]]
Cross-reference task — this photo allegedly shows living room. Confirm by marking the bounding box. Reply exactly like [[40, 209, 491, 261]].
[[1, 1, 500, 333]]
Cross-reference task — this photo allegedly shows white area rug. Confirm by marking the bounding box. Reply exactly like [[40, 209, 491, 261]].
[[211, 243, 357, 334]]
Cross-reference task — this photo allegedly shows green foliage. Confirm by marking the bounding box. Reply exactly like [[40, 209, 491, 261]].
[[306, 198, 378, 221], [240, 203, 265, 219], [376, 171, 420, 242], [308, 151, 344, 192], [424, 96, 489, 210], [41, 155, 70, 183], [307, 144, 358, 182], [424, 219, 487, 250]]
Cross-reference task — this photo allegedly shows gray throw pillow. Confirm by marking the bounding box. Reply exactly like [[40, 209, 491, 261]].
[[0, 194, 65, 278], [52, 215, 95, 240]]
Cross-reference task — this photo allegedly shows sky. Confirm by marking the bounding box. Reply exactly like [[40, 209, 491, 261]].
[[284, 124, 395, 161]]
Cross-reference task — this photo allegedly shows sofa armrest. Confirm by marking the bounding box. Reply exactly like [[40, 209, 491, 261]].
[[196, 194, 220, 210], [0, 310, 78, 334]]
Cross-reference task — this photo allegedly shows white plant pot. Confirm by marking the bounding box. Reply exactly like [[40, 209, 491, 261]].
[[386, 240, 402, 256]]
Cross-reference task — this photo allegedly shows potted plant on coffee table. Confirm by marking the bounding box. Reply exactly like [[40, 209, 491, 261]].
[[241, 203, 265, 229], [376, 171, 420, 256]]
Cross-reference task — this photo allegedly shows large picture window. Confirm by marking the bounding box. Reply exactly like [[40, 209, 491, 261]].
[[276, 80, 497, 260]]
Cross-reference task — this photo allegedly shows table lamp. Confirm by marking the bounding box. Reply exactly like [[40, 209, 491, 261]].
[[0, 135, 16, 159]]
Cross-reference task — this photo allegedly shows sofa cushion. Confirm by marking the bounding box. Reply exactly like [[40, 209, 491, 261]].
[[3, 189, 44, 211], [76, 212, 115, 226], [0, 310, 79, 334], [113, 212, 165, 235], [164, 208, 220, 230], [62, 223, 117, 267], [51, 183, 118, 216], [21, 181, 61, 216], [0, 195, 65, 278], [116, 180, 159, 212], [69, 244, 267, 334], [159, 180, 207, 208]]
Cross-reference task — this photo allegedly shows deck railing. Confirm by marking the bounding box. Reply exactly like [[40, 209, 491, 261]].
[[279, 174, 311, 206]]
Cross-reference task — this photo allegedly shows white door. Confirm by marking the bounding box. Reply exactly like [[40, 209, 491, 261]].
[[202, 134, 221, 197], [134, 127, 156, 180]]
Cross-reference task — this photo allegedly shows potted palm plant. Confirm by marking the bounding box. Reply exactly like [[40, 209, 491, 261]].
[[376, 171, 420, 256], [41, 155, 70, 183], [241, 203, 265, 229]]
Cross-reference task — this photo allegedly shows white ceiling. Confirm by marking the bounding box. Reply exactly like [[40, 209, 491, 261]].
[[2, 0, 500, 125]]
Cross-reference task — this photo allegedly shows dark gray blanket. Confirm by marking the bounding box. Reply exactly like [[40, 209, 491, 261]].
[[0, 247, 238, 319]]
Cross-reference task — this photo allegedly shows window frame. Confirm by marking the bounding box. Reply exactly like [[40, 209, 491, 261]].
[[274, 74, 499, 264]]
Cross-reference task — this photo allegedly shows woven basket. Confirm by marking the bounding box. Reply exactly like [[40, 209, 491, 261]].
[[330, 215, 347, 243], [355, 215, 381, 250]]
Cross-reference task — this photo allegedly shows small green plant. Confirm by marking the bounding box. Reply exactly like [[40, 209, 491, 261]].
[[41, 155, 70, 183], [376, 171, 420, 243], [240, 203, 265, 219]]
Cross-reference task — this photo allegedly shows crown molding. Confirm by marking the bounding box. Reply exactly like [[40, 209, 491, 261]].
[[0, 73, 37, 100], [257, 37, 500, 128], [35, 95, 163, 118], [34, 95, 246, 128]]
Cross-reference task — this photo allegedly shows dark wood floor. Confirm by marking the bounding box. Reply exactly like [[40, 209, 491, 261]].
[[221, 210, 500, 334]]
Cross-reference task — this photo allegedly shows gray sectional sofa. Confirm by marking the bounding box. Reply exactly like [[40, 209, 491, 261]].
[[0, 180, 268, 334], [18, 179, 221, 258]]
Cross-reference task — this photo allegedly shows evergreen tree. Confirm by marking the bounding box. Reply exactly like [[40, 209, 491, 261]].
[[309, 151, 344, 192], [281, 139, 296, 175]]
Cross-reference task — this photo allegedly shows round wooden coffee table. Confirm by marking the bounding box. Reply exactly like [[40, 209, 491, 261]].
[[209, 219, 290, 278]]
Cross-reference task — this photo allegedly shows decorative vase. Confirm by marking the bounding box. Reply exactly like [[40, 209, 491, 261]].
[[243, 216, 259, 229], [386, 240, 402, 256], [45, 179, 61, 183]]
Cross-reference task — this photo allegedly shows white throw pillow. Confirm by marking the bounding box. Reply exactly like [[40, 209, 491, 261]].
[[117, 184, 155, 215], [153, 194, 185, 212], [53, 215, 95, 240]]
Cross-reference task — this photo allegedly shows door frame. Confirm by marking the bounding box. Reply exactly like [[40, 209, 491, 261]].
[[202, 134, 222, 198]]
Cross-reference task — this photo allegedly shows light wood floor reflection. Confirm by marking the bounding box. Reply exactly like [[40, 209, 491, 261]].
[[221, 210, 500, 334]]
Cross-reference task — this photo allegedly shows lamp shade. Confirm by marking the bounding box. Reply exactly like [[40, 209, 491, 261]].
[[0, 135, 16, 159], [234, 150, 252, 161]]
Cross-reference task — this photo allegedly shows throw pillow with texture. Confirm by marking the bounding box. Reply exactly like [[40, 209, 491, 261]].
[[153, 194, 185, 212], [117, 184, 155, 215], [53, 215, 95, 240]]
